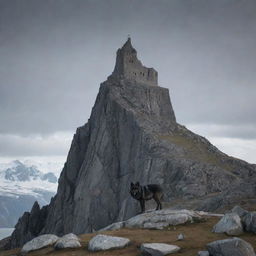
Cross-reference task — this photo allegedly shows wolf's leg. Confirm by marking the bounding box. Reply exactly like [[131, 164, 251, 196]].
[[140, 200, 145, 213], [153, 196, 159, 210], [153, 194, 162, 210]]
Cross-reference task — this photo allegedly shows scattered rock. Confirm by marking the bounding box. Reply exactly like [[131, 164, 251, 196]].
[[99, 221, 125, 231], [140, 243, 180, 256], [212, 213, 243, 235], [207, 237, 255, 256], [88, 234, 130, 251], [231, 206, 249, 219], [197, 211, 224, 217], [54, 233, 81, 250], [177, 233, 184, 240], [125, 209, 202, 229], [21, 234, 59, 253], [243, 212, 256, 233], [198, 251, 209, 256]]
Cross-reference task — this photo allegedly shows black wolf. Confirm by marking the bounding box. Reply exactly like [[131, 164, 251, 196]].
[[130, 182, 163, 213]]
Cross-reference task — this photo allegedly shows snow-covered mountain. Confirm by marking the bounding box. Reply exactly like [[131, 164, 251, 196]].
[[0, 160, 62, 228]]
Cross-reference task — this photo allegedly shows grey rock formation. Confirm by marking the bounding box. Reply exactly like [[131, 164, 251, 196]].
[[212, 213, 243, 235], [101, 209, 202, 231], [0, 191, 54, 228], [231, 206, 249, 219], [231, 205, 249, 223], [140, 243, 180, 256], [54, 233, 81, 250], [243, 212, 256, 233], [99, 221, 125, 232], [88, 234, 130, 251], [207, 237, 255, 256], [6, 38, 256, 249], [8, 201, 49, 249], [21, 234, 59, 254], [124, 209, 201, 229]]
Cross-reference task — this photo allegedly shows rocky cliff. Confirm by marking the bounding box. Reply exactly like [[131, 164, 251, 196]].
[[6, 39, 256, 249]]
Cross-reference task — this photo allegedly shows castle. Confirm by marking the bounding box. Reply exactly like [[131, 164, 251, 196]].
[[110, 37, 158, 86]]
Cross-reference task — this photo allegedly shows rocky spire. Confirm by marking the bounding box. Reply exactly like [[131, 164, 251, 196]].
[[111, 37, 158, 86], [121, 37, 136, 53]]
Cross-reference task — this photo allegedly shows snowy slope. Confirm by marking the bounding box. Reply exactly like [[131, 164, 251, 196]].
[[0, 160, 62, 227]]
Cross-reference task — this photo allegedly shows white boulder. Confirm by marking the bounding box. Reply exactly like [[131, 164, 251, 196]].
[[212, 213, 243, 235], [140, 243, 180, 256], [125, 209, 202, 229], [21, 234, 59, 253], [88, 234, 130, 251], [54, 233, 81, 250]]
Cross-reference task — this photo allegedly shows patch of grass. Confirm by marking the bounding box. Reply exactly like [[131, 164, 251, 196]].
[[2, 217, 256, 256], [158, 130, 234, 171]]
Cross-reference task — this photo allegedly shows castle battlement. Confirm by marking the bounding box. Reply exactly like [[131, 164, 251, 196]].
[[110, 38, 158, 86]]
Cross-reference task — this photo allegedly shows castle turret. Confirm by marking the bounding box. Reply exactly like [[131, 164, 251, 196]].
[[111, 37, 158, 86]]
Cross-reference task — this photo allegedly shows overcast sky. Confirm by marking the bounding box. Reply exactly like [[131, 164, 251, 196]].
[[0, 0, 255, 166]]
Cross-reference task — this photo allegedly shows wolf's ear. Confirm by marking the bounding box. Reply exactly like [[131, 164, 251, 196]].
[[130, 182, 134, 187], [135, 182, 140, 186]]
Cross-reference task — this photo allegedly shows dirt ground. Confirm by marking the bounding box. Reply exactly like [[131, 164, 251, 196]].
[[1, 216, 256, 256]]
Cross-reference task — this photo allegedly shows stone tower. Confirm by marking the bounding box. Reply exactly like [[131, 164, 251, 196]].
[[110, 37, 158, 86]]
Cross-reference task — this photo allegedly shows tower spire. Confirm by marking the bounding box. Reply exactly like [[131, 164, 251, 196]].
[[110, 38, 158, 86]]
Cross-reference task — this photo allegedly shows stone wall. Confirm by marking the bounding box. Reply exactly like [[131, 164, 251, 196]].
[[111, 38, 158, 86]]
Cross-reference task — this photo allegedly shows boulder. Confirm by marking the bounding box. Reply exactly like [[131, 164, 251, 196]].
[[212, 213, 243, 235], [99, 221, 125, 231], [54, 233, 81, 250], [125, 209, 202, 229], [88, 234, 130, 251], [207, 237, 255, 256], [231, 206, 249, 219], [243, 212, 256, 233], [177, 233, 184, 240], [21, 234, 59, 253], [177, 233, 185, 241], [140, 243, 180, 256]]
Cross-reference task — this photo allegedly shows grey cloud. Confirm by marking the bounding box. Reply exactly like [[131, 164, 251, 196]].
[[187, 124, 256, 140], [0, 132, 72, 157], [0, 0, 255, 139]]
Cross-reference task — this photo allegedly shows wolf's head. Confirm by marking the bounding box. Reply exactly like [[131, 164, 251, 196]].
[[130, 182, 142, 200]]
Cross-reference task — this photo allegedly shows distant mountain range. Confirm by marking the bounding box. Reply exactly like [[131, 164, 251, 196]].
[[0, 160, 61, 228]]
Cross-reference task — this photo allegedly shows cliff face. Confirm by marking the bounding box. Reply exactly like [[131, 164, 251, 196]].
[[44, 78, 177, 235], [6, 40, 256, 249]]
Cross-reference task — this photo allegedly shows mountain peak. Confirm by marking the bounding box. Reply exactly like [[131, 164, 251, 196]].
[[110, 38, 158, 86], [0, 160, 57, 183]]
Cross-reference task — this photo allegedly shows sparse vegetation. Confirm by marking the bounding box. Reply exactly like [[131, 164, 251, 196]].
[[158, 127, 235, 171], [1, 217, 256, 256]]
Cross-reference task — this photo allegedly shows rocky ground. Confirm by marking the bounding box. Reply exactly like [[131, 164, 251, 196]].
[[1, 206, 256, 256]]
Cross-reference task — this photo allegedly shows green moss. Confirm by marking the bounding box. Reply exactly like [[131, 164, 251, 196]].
[[158, 130, 233, 171]]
